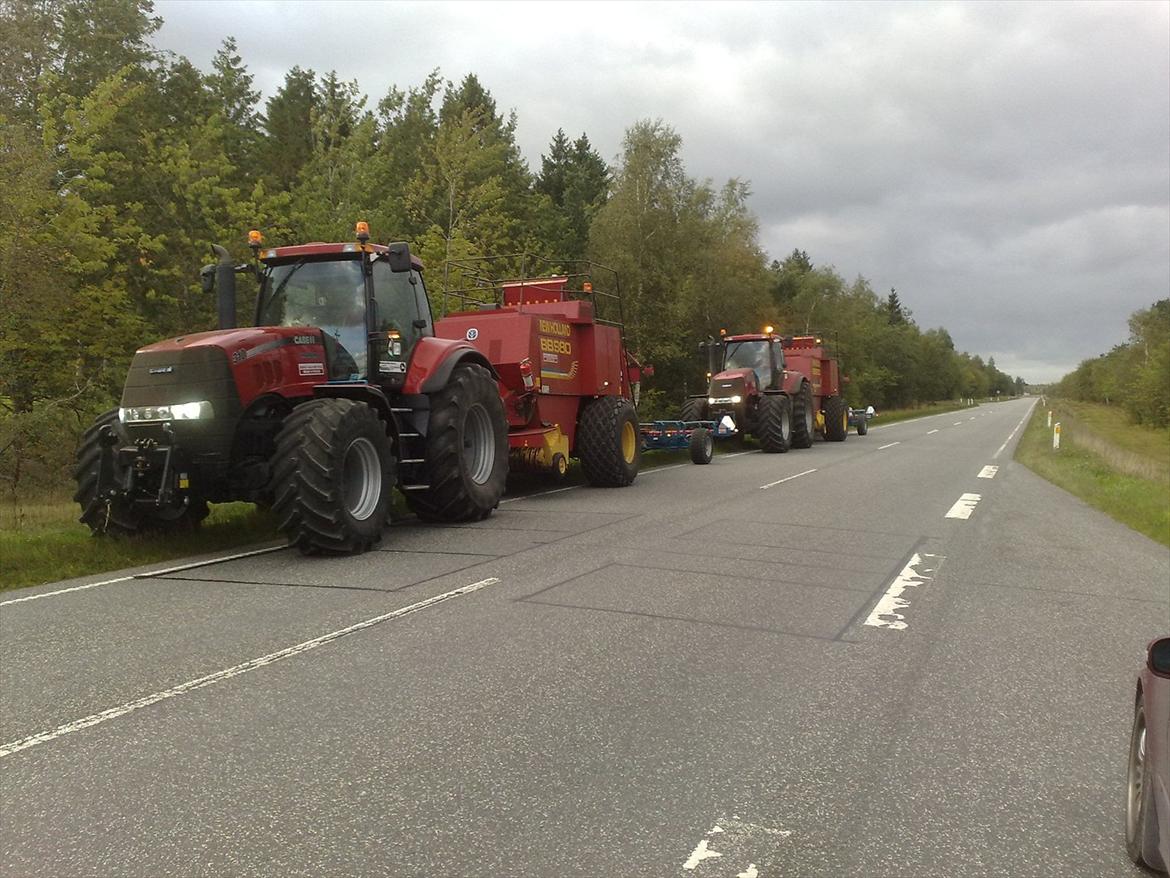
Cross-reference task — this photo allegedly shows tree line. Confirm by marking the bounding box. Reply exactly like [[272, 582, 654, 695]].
[[0, 0, 1022, 495], [1052, 300, 1170, 428]]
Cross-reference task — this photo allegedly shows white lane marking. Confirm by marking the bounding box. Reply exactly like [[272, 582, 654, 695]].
[[978, 465, 999, 479], [683, 839, 723, 870], [759, 468, 817, 490], [952, 421, 963, 426], [722, 450, 755, 458], [499, 485, 579, 504], [945, 493, 982, 519], [640, 462, 693, 475], [738, 866, 759, 878], [927, 428, 939, 434], [0, 545, 286, 608], [993, 402, 1035, 459], [969, 416, 976, 421], [0, 577, 501, 759], [878, 441, 900, 450], [864, 553, 943, 630]]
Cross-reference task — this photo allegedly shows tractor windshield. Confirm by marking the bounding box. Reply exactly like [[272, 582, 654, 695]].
[[724, 340, 775, 389], [259, 258, 367, 379]]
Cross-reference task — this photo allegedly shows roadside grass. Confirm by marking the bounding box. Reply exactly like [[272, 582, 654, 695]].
[[0, 499, 281, 593], [1015, 401, 1170, 547]]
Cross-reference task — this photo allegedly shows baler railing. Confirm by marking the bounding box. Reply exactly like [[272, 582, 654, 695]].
[[437, 254, 625, 333]]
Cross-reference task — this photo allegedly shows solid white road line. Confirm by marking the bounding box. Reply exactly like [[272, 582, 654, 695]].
[[0, 545, 286, 608], [945, 493, 982, 519], [640, 462, 694, 475], [878, 442, 900, 450], [978, 465, 999, 479], [759, 468, 817, 490], [0, 577, 501, 759], [864, 553, 943, 630], [499, 485, 580, 504], [993, 401, 1036, 459]]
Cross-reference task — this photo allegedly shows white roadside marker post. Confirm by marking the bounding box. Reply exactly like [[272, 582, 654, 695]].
[[1053, 422, 1061, 450], [1047, 410, 1052, 428]]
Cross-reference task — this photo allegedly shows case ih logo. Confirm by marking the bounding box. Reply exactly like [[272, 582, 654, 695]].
[[148, 366, 174, 374]]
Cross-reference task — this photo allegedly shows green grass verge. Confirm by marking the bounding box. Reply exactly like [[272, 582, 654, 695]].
[[0, 501, 281, 592], [1015, 402, 1170, 547]]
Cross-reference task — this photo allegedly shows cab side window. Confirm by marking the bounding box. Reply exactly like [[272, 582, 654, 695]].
[[372, 261, 428, 353]]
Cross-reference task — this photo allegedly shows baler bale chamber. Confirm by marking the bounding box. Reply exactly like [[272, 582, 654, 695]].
[[432, 256, 641, 486]]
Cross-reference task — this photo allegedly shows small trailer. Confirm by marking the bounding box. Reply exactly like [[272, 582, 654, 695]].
[[639, 418, 736, 464], [848, 405, 877, 435]]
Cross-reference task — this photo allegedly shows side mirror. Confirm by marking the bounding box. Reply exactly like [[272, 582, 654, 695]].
[[412, 318, 428, 330], [386, 241, 412, 273], [1150, 638, 1170, 678], [200, 263, 216, 295]]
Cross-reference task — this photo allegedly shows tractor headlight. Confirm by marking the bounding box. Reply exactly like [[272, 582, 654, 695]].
[[708, 397, 716, 405], [119, 401, 214, 423], [730, 395, 742, 404]]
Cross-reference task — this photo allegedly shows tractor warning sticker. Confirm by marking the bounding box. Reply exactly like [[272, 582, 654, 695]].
[[298, 362, 325, 377], [540, 360, 579, 381]]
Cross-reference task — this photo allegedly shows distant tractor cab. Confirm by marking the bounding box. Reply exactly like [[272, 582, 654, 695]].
[[75, 224, 508, 554], [679, 327, 850, 452]]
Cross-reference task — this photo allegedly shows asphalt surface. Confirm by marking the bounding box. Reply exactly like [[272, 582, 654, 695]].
[[1, 397, 1166, 877]]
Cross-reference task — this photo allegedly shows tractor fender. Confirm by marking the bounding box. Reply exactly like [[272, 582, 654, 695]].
[[780, 371, 806, 396], [405, 336, 498, 395], [310, 383, 399, 445]]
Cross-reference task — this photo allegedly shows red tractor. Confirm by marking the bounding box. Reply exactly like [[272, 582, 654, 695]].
[[432, 257, 640, 487], [679, 328, 850, 451], [74, 224, 508, 554]]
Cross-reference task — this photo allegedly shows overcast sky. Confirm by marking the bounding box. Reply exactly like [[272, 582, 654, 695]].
[[152, 0, 1169, 382]]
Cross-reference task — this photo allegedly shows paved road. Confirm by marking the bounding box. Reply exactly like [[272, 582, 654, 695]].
[[1, 398, 1166, 877]]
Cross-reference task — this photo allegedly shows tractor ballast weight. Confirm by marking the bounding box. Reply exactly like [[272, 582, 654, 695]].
[[431, 258, 640, 487], [75, 226, 509, 554]]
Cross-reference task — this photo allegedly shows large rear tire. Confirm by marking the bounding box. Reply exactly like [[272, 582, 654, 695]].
[[791, 382, 814, 449], [73, 409, 208, 536], [271, 398, 394, 554], [578, 396, 640, 486], [757, 394, 792, 453], [405, 363, 508, 522], [824, 395, 848, 442], [680, 396, 707, 422]]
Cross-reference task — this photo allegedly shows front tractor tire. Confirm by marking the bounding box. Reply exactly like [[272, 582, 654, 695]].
[[271, 398, 394, 554], [405, 363, 508, 523], [824, 396, 849, 442], [578, 396, 640, 487], [73, 409, 208, 536], [680, 396, 707, 422], [791, 382, 815, 449], [757, 393, 793, 453]]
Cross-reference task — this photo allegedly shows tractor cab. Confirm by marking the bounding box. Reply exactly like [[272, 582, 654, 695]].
[[252, 233, 432, 390], [719, 334, 785, 392]]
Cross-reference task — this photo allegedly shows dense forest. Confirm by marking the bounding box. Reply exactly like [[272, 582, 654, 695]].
[[1051, 299, 1170, 428], [0, 0, 1024, 494]]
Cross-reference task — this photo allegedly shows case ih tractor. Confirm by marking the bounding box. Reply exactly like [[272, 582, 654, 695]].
[[679, 328, 850, 451], [74, 224, 508, 554], [431, 257, 640, 487]]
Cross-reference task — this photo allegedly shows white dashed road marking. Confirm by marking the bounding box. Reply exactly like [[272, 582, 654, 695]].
[[952, 421, 963, 426], [878, 441, 900, 450], [945, 493, 982, 519], [864, 553, 944, 630], [0, 577, 502, 759], [978, 465, 999, 479], [683, 839, 722, 870], [927, 429, 940, 435], [760, 468, 817, 490]]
